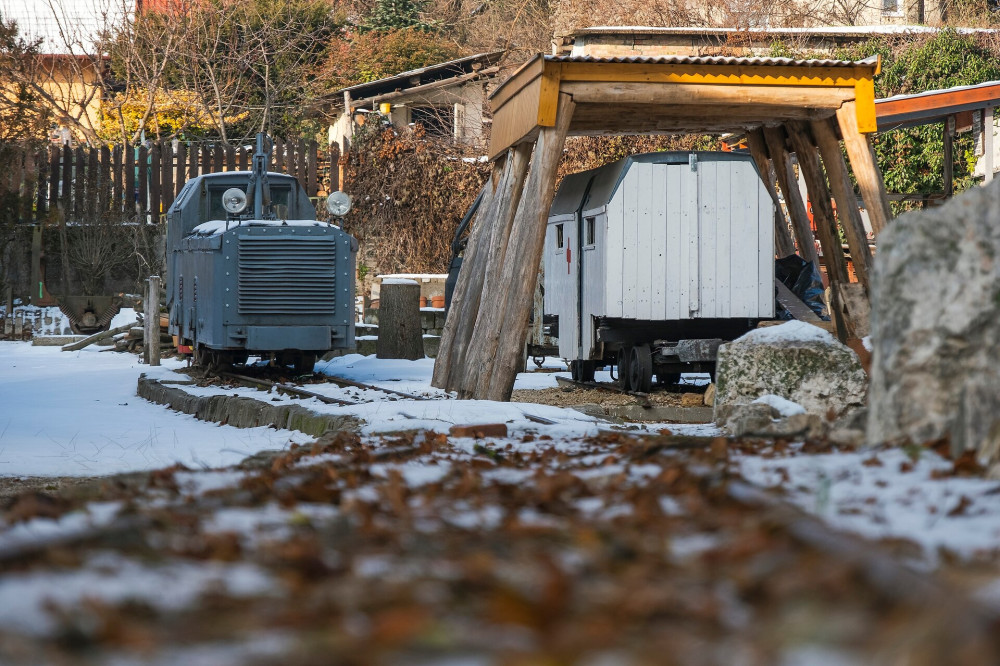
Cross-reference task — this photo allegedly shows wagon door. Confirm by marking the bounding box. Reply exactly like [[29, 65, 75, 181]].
[[545, 214, 580, 360]]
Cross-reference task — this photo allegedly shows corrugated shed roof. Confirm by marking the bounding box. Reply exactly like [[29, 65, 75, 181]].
[[570, 25, 999, 36], [544, 54, 879, 68], [339, 51, 504, 100]]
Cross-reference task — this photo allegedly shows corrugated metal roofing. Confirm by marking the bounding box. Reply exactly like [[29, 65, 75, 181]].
[[340, 51, 504, 98], [543, 54, 879, 68]]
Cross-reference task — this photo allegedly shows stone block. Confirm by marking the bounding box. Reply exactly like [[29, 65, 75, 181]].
[[866, 179, 1000, 463], [714, 321, 867, 425]]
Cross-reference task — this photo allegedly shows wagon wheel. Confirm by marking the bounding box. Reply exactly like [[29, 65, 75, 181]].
[[629, 344, 653, 393], [617, 346, 632, 391]]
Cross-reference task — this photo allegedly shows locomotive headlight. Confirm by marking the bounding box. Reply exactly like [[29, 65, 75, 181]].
[[222, 188, 248, 214], [326, 191, 352, 217]]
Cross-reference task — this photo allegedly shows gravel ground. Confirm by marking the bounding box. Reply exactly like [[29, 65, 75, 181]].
[[511, 382, 708, 408]]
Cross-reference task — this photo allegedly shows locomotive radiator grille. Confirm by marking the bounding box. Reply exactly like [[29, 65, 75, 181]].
[[238, 235, 337, 314]]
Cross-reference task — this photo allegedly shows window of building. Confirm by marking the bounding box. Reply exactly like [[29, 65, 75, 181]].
[[585, 216, 595, 246], [556, 223, 564, 249], [410, 106, 453, 138]]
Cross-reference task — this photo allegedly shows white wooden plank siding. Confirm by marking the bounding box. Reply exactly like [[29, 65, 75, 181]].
[[650, 163, 669, 321], [605, 190, 624, 318], [664, 165, 682, 320]]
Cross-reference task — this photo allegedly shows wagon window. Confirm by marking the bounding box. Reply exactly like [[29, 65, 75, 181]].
[[585, 217, 595, 246], [555, 223, 564, 249]]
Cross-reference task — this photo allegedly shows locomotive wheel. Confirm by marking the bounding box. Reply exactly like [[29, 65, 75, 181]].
[[629, 344, 653, 393], [617, 347, 632, 391]]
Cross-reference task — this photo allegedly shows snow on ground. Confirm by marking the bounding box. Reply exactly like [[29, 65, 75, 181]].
[[735, 444, 1000, 566], [0, 343, 312, 477]]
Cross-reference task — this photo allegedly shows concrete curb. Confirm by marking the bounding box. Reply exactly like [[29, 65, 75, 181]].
[[137, 375, 362, 437]]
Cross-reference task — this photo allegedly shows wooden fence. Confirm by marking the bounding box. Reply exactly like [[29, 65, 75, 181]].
[[0, 138, 340, 224]]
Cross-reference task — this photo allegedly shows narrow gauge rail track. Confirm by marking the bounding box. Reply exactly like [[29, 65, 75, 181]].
[[217, 370, 559, 425], [219, 371, 429, 406]]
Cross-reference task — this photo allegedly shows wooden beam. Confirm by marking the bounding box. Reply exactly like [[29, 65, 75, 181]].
[[562, 81, 854, 109], [746, 129, 797, 258], [943, 116, 955, 198], [985, 106, 995, 184], [784, 122, 849, 286], [810, 118, 874, 291], [762, 126, 819, 269], [837, 100, 893, 235], [558, 61, 875, 88], [483, 93, 577, 401], [431, 171, 501, 391], [458, 143, 534, 396]]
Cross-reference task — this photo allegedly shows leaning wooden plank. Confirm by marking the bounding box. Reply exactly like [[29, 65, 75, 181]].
[[784, 122, 849, 285], [430, 173, 499, 390], [836, 101, 894, 235], [485, 93, 577, 402], [811, 117, 874, 290], [746, 129, 796, 259], [443, 161, 511, 393], [461, 143, 534, 397], [762, 126, 819, 269], [62, 321, 139, 351], [774, 278, 822, 323]]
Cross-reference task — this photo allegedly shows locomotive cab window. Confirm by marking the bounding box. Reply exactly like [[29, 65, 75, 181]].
[[585, 216, 596, 247], [555, 224, 564, 249]]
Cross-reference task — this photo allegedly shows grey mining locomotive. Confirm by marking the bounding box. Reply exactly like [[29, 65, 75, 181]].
[[166, 135, 357, 372]]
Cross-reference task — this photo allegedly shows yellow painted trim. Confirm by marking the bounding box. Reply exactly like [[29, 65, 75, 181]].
[[537, 62, 561, 127], [853, 79, 878, 133], [559, 62, 876, 89]]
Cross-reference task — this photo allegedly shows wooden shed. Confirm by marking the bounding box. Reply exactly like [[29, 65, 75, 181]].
[[433, 53, 890, 401]]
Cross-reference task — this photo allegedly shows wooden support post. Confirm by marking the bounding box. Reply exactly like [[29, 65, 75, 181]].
[[811, 118, 874, 291], [459, 143, 534, 397], [984, 106, 995, 184], [837, 100, 893, 235], [484, 93, 577, 401], [145, 275, 161, 366], [431, 175, 500, 390], [746, 129, 797, 258], [943, 116, 955, 199], [762, 126, 819, 269], [376, 280, 423, 360], [784, 123, 849, 285]]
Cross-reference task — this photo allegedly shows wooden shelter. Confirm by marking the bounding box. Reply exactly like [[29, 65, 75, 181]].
[[433, 53, 891, 401], [875, 80, 999, 201]]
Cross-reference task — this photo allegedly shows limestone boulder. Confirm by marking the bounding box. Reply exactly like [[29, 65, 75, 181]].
[[714, 321, 868, 427], [867, 178, 1000, 462]]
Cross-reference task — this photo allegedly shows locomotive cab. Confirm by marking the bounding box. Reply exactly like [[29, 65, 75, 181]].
[[166, 137, 357, 372]]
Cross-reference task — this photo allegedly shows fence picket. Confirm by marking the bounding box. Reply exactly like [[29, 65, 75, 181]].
[[125, 146, 135, 217], [162, 142, 173, 212], [149, 143, 161, 220]]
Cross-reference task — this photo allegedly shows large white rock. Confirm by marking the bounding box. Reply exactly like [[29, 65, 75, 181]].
[[867, 179, 1000, 462], [714, 321, 868, 425]]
